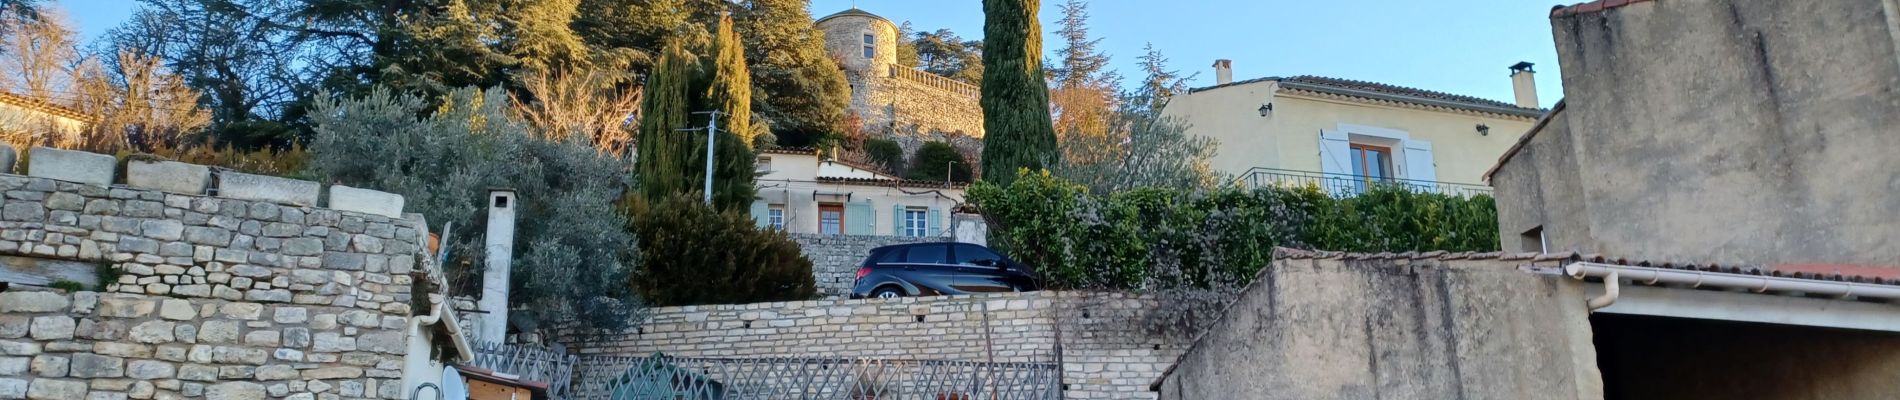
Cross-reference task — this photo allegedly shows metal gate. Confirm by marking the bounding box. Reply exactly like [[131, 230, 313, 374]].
[[565, 354, 1063, 400]]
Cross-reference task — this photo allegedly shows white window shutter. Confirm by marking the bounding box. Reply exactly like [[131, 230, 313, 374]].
[[1319, 129, 1352, 176], [1403, 139, 1436, 183], [751, 201, 769, 228]]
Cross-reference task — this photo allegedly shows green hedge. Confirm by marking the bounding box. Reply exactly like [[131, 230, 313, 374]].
[[967, 171, 1499, 290]]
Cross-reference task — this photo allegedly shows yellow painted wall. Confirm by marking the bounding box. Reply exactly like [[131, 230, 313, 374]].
[[1161, 81, 1537, 185]]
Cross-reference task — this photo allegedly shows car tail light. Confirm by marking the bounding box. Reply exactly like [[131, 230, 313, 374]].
[[855, 266, 871, 280]]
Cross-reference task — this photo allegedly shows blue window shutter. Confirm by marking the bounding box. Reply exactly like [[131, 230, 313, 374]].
[[846, 202, 874, 235], [927, 208, 943, 237], [750, 201, 769, 228], [893, 204, 905, 236]]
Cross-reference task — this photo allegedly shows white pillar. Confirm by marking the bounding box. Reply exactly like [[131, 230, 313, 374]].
[[478, 189, 516, 344]]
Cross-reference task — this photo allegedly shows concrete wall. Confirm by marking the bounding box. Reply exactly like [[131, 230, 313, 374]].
[[0, 163, 446, 399], [566, 292, 1188, 400], [1161, 81, 1535, 184], [788, 233, 947, 298], [1493, 0, 1900, 267], [1154, 253, 1602, 400]]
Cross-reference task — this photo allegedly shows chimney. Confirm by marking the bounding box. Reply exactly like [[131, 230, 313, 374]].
[[1509, 62, 1538, 108], [477, 189, 517, 344], [1213, 59, 1233, 85]]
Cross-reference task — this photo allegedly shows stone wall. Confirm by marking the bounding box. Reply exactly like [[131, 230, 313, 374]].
[[567, 292, 1186, 400], [788, 233, 947, 298], [0, 146, 440, 400]]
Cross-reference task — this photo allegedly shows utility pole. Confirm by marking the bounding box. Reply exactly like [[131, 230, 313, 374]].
[[946, 160, 958, 188], [678, 110, 725, 205]]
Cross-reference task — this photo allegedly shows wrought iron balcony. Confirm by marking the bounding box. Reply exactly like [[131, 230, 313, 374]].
[[1233, 167, 1494, 197]]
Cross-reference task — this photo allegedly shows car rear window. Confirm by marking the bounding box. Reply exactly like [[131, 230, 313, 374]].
[[952, 244, 1002, 265], [904, 244, 948, 264], [867, 247, 904, 264]]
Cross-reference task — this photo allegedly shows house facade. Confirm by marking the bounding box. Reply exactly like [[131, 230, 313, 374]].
[[1160, 62, 1543, 195], [0, 91, 92, 144], [750, 148, 965, 238]]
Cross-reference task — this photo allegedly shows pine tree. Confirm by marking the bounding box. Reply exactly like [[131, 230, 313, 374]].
[[1049, 0, 1118, 140], [979, 0, 1059, 185], [735, 0, 849, 148]]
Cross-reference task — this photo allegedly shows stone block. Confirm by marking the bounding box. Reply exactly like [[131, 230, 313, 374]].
[[216, 172, 318, 206], [0, 378, 22, 399], [0, 143, 15, 174], [27, 147, 114, 186], [204, 382, 263, 400], [68, 353, 123, 378], [27, 316, 73, 341], [327, 185, 404, 218], [0, 292, 68, 313], [25, 378, 86, 400], [125, 161, 209, 195]]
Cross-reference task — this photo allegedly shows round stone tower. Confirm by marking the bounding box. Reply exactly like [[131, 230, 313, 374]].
[[817, 8, 897, 75]]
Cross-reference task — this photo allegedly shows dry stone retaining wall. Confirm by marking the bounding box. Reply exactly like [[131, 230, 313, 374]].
[[0, 146, 435, 400], [568, 292, 1186, 400], [788, 233, 947, 298]]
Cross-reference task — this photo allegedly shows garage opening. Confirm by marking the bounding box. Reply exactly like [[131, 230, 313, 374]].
[[1592, 313, 1900, 400]]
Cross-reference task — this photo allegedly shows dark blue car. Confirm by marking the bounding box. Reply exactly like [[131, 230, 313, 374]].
[[849, 242, 1038, 299]]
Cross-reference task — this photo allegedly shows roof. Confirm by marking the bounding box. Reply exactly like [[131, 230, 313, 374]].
[[815, 176, 967, 190], [0, 91, 95, 123], [1150, 246, 1900, 389], [760, 146, 818, 156], [816, 8, 890, 25], [1190, 75, 1544, 119], [1483, 99, 1567, 181], [1551, 0, 1655, 17]]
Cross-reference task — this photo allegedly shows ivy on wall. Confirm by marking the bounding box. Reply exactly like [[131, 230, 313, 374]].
[[967, 171, 1500, 290]]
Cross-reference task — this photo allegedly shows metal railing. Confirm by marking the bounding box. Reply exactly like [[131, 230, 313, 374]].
[[566, 354, 1063, 400], [1233, 167, 1493, 197], [470, 342, 580, 398]]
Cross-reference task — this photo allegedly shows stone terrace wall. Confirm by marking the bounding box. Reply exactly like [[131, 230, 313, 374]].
[[789, 233, 947, 298], [567, 292, 1187, 399], [0, 146, 434, 400]]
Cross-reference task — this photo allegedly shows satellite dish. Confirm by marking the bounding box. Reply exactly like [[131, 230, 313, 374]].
[[441, 366, 468, 400]]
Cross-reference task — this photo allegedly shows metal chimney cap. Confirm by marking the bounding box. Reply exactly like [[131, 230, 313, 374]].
[[1509, 62, 1536, 73]]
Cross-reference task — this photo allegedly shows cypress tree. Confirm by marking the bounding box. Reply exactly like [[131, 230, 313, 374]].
[[634, 14, 758, 213], [635, 40, 697, 201], [979, 0, 1059, 186]]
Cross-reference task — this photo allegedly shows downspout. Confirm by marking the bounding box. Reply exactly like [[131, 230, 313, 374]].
[[1580, 271, 1619, 311], [416, 302, 475, 362]]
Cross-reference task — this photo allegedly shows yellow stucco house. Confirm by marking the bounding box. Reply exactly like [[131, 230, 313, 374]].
[[751, 148, 971, 239], [1161, 61, 1545, 195], [0, 91, 92, 146]]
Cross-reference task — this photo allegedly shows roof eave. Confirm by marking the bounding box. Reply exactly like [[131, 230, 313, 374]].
[[1279, 81, 1545, 119]]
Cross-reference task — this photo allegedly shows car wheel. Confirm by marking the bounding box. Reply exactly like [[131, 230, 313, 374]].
[[872, 287, 904, 299]]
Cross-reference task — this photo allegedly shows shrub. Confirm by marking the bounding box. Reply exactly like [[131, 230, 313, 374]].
[[627, 194, 816, 306], [305, 87, 642, 332], [863, 138, 904, 173], [968, 170, 1498, 291], [904, 141, 974, 183]]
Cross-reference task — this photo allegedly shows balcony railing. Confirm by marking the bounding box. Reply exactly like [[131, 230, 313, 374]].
[[1233, 167, 1494, 197]]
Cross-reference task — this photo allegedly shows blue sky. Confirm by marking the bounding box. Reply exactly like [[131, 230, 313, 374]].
[[54, 0, 1566, 107]]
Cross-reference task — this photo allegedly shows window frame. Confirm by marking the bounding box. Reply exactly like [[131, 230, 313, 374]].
[[903, 207, 928, 237], [767, 204, 786, 231], [818, 203, 845, 235]]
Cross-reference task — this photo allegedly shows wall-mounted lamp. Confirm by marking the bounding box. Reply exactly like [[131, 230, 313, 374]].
[[1257, 103, 1274, 117], [1476, 123, 1491, 136]]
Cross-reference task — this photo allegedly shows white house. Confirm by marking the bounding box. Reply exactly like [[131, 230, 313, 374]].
[[751, 148, 968, 238]]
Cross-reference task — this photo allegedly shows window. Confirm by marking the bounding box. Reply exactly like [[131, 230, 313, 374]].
[[1520, 226, 1546, 253], [1349, 143, 1394, 192], [862, 33, 875, 58], [755, 156, 771, 173], [904, 244, 947, 264], [952, 244, 1003, 266], [903, 208, 928, 237], [819, 204, 845, 235], [767, 205, 785, 230]]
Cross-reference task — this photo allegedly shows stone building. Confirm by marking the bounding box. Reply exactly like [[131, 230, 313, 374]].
[[0, 146, 471, 400], [816, 8, 985, 156], [1160, 61, 1543, 195]]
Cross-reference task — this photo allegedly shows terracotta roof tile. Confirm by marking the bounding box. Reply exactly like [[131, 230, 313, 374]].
[[1551, 0, 1655, 17], [0, 91, 95, 123], [814, 176, 967, 190], [1272, 247, 1900, 287], [1191, 75, 1543, 118], [760, 146, 818, 156]]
